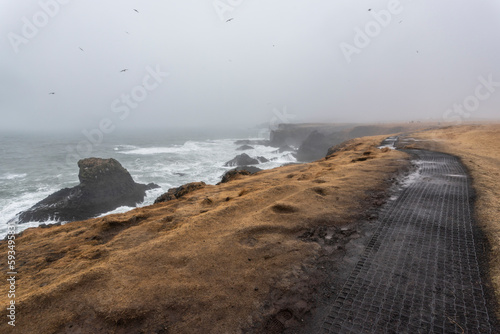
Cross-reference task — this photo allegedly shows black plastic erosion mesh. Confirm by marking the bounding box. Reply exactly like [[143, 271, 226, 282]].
[[320, 149, 493, 333]]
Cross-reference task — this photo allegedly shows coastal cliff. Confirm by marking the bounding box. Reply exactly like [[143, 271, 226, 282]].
[[0, 134, 413, 333], [269, 123, 352, 147], [271, 123, 436, 161]]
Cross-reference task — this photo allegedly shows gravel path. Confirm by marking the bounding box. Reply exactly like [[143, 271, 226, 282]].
[[320, 148, 495, 333]]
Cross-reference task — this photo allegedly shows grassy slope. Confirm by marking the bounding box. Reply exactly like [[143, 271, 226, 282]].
[[0, 136, 410, 334]]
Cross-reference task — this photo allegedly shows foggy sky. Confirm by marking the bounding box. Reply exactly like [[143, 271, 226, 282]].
[[1, 0, 499, 133]]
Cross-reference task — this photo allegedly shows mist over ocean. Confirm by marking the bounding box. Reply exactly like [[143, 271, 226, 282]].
[[0, 127, 297, 238]]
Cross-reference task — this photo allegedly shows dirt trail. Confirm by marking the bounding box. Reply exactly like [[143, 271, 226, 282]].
[[316, 147, 495, 333]]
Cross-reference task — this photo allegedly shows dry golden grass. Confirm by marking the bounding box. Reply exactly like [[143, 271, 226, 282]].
[[407, 123, 500, 315], [0, 135, 413, 333]]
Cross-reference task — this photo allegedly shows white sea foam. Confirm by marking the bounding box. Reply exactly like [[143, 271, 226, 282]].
[[120, 146, 184, 155], [278, 153, 297, 162], [97, 206, 135, 217], [118, 141, 208, 155], [0, 189, 59, 238], [0, 136, 298, 239], [0, 173, 27, 180], [113, 144, 139, 151]]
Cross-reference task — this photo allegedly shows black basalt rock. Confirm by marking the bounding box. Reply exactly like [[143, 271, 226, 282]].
[[16, 158, 159, 223], [218, 166, 262, 184], [154, 182, 206, 204], [224, 153, 260, 167]]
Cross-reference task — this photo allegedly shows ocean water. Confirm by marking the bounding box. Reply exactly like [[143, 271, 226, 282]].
[[0, 128, 297, 238]]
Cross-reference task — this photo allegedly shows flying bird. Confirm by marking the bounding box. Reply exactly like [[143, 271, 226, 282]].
[[226, 18, 234, 22], [368, 8, 372, 11], [133, 9, 139, 13], [49, 92, 55, 95], [120, 69, 128, 72], [79, 47, 84, 51]]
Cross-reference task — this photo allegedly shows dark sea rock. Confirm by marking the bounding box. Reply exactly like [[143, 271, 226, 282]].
[[218, 166, 262, 184], [236, 145, 254, 151], [235, 166, 263, 174], [224, 153, 260, 166], [154, 182, 206, 204], [16, 158, 159, 224], [219, 170, 251, 184], [224, 154, 270, 166]]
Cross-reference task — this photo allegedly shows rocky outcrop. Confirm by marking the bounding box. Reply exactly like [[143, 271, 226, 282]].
[[219, 170, 252, 184], [16, 158, 159, 223], [218, 166, 262, 184], [235, 166, 262, 174], [224, 154, 268, 167], [236, 145, 254, 151], [154, 182, 206, 204], [225, 154, 259, 166]]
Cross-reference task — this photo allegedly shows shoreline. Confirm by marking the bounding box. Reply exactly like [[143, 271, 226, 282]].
[[1, 123, 497, 332], [0, 132, 413, 333], [1, 122, 436, 239]]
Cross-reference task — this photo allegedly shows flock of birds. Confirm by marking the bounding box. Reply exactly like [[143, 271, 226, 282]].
[[48, 7, 414, 95], [48, 9, 141, 95], [48, 8, 234, 95]]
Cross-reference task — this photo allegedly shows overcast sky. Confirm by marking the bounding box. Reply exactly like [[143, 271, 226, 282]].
[[1, 0, 499, 133]]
